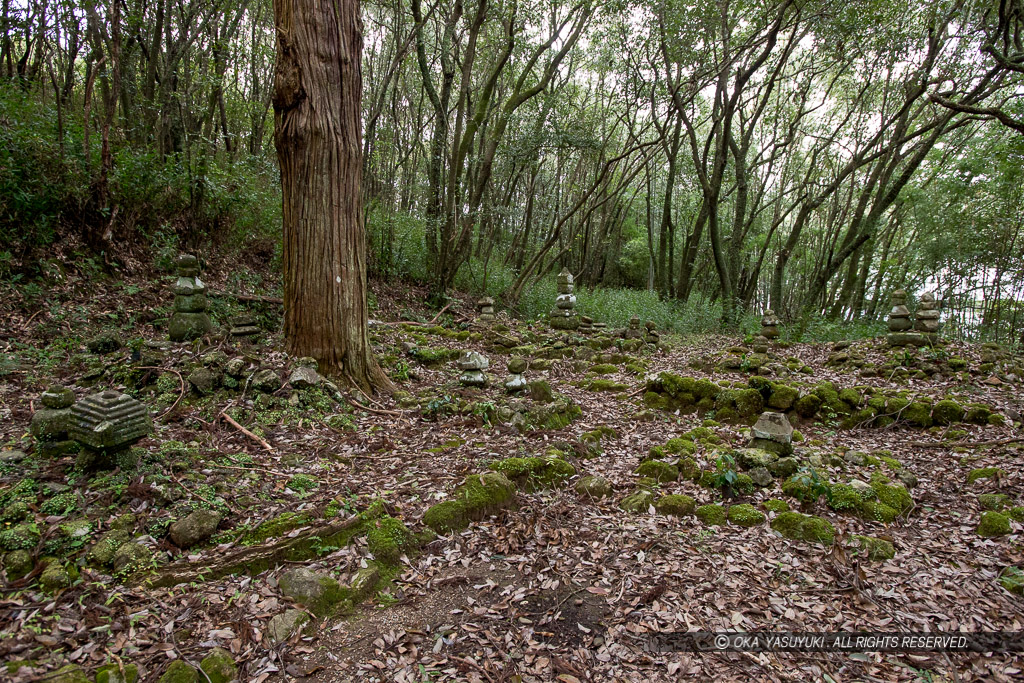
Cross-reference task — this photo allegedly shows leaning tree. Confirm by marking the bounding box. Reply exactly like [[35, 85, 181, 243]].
[[272, 0, 392, 393]]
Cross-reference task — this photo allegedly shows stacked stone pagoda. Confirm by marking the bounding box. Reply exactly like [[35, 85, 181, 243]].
[[230, 314, 260, 338], [69, 390, 152, 469], [887, 289, 926, 347], [505, 357, 528, 394], [624, 315, 643, 340], [578, 316, 594, 333], [30, 386, 77, 457], [458, 351, 489, 387], [760, 310, 780, 340], [748, 411, 794, 457], [476, 297, 496, 324], [169, 254, 214, 342], [644, 321, 660, 345], [914, 292, 941, 341], [549, 269, 580, 331]]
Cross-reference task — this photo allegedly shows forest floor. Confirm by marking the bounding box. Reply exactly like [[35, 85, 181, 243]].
[[1, 262, 1023, 683]]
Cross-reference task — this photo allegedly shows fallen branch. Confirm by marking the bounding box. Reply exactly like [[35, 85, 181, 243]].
[[139, 516, 364, 587], [219, 410, 274, 451], [208, 289, 283, 305], [909, 436, 1024, 449], [135, 366, 186, 419]]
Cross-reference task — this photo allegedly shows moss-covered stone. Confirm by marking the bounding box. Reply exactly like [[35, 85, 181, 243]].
[[112, 542, 153, 576], [4, 549, 33, 579], [979, 493, 1011, 511], [366, 516, 415, 565], [769, 457, 799, 479], [423, 472, 517, 533], [200, 647, 237, 683], [838, 388, 862, 407], [859, 500, 899, 523], [350, 565, 382, 601], [965, 404, 993, 424], [490, 456, 575, 491], [695, 504, 727, 526], [654, 494, 695, 517], [967, 467, 1005, 485], [586, 378, 628, 392], [529, 380, 554, 403], [575, 475, 612, 499], [40, 562, 71, 592], [589, 363, 618, 374], [867, 473, 912, 513], [826, 483, 871, 513], [978, 511, 1011, 537], [998, 566, 1024, 596], [675, 456, 699, 480], [848, 535, 895, 561], [663, 437, 697, 456], [0, 522, 40, 551], [727, 504, 765, 527], [903, 401, 933, 428], [734, 448, 777, 470], [762, 499, 790, 513], [157, 660, 199, 683], [617, 488, 654, 513], [793, 393, 822, 418], [95, 662, 140, 683], [770, 511, 835, 545], [932, 399, 964, 425], [47, 665, 91, 683], [279, 567, 352, 617], [409, 346, 461, 366], [635, 460, 679, 483], [1008, 507, 1024, 523], [767, 384, 800, 411]]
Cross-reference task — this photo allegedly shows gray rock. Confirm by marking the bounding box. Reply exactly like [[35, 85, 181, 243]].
[[266, 609, 309, 645], [457, 351, 489, 371], [897, 471, 919, 489], [278, 567, 346, 615], [289, 366, 321, 389], [251, 369, 282, 393], [749, 466, 774, 487], [188, 367, 219, 395], [169, 509, 222, 548], [225, 358, 248, 378], [41, 386, 75, 409], [751, 411, 793, 444], [504, 374, 528, 393], [507, 357, 528, 374]]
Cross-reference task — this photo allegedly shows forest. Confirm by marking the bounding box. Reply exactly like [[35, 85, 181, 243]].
[[1, 0, 1024, 681]]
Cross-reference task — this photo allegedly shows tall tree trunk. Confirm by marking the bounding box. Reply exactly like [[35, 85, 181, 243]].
[[273, 0, 391, 394]]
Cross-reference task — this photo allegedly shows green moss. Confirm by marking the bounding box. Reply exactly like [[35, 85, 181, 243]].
[[979, 493, 1011, 511], [46, 665, 92, 683], [40, 491, 78, 516], [848, 535, 895, 562], [635, 460, 679, 483], [767, 384, 800, 411], [838, 388, 862, 407], [586, 378, 629, 392], [423, 472, 517, 533], [490, 456, 575, 491], [676, 456, 699, 480], [240, 512, 313, 545], [366, 516, 415, 565], [727, 504, 766, 527], [409, 347, 461, 366], [869, 474, 913, 515], [157, 660, 199, 683], [734, 448, 777, 470], [589, 363, 618, 374], [978, 511, 1011, 537], [734, 388, 765, 419], [964, 404, 992, 424], [96, 662, 140, 683], [695, 504, 727, 526], [859, 500, 899, 523], [793, 394, 822, 418], [0, 500, 28, 523], [619, 489, 656, 513], [0, 522, 40, 551], [998, 566, 1024, 596], [664, 438, 697, 456], [826, 483, 870, 513], [903, 401, 933, 428], [762, 499, 790, 513], [654, 494, 695, 517], [967, 467, 1005, 485], [879, 455, 902, 471], [1008, 507, 1024, 522], [931, 399, 964, 425], [200, 647, 238, 683], [683, 426, 721, 444], [770, 511, 835, 545]]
